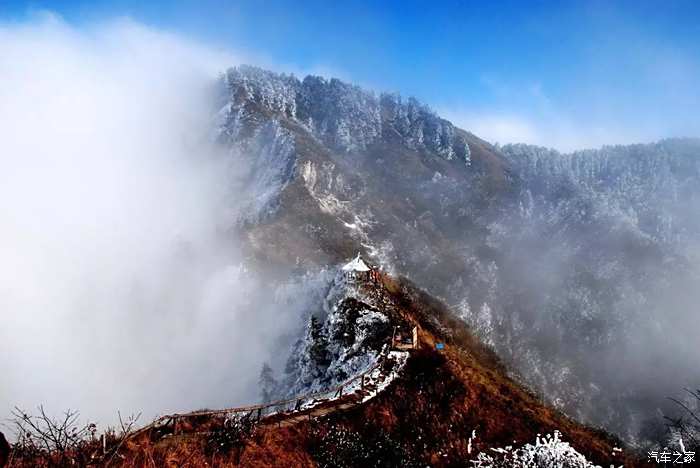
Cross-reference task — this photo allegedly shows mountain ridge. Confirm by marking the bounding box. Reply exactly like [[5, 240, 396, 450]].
[[221, 64, 472, 162], [215, 64, 700, 448], [63, 270, 642, 467]]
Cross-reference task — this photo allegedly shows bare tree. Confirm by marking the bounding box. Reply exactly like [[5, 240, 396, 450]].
[[9, 406, 140, 467], [665, 388, 700, 451], [102, 411, 141, 467], [10, 405, 95, 465]]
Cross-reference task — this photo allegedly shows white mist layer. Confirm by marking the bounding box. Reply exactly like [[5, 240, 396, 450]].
[[0, 13, 292, 426]]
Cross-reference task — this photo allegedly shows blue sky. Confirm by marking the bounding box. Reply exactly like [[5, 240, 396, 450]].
[[2, 0, 699, 150]]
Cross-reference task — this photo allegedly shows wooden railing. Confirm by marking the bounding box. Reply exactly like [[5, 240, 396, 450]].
[[128, 346, 397, 441], [127, 275, 424, 443]]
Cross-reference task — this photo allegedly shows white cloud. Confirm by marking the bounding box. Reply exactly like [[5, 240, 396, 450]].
[[442, 32, 700, 153], [441, 106, 654, 153]]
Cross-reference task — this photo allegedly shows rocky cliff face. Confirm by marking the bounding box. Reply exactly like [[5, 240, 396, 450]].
[[216, 65, 700, 446]]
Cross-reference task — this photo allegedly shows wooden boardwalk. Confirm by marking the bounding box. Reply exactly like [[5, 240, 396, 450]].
[[128, 351, 400, 442], [128, 274, 418, 443]]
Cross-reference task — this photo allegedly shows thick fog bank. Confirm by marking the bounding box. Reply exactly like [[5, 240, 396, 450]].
[[0, 14, 300, 428]]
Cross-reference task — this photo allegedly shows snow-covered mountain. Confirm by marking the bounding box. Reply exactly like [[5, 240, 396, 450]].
[[216, 65, 700, 446], [219, 65, 470, 162], [485, 140, 700, 443]]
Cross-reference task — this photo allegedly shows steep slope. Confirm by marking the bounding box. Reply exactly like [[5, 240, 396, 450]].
[[280, 274, 642, 467], [215, 65, 700, 446], [486, 141, 700, 442], [112, 272, 642, 467], [216, 65, 512, 271]]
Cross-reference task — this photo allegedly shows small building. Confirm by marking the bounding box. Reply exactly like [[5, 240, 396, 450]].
[[342, 253, 374, 283], [392, 325, 419, 350]]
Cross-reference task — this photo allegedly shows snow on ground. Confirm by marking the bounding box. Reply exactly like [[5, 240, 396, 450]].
[[360, 350, 408, 403], [299, 349, 408, 411], [265, 350, 409, 416], [470, 431, 602, 468]]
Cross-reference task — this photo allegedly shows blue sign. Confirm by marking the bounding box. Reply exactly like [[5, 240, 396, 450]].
[[436, 343, 445, 350]]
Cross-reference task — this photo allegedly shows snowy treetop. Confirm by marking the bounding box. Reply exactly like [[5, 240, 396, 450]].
[[221, 65, 471, 163]]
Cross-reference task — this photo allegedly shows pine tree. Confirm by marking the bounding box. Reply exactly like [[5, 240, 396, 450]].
[[297, 315, 330, 386], [307, 316, 329, 370], [258, 362, 277, 403], [329, 299, 361, 347], [285, 338, 302, 376]]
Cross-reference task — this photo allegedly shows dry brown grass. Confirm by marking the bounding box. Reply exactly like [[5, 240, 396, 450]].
[[8, 274, 651, 467]]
